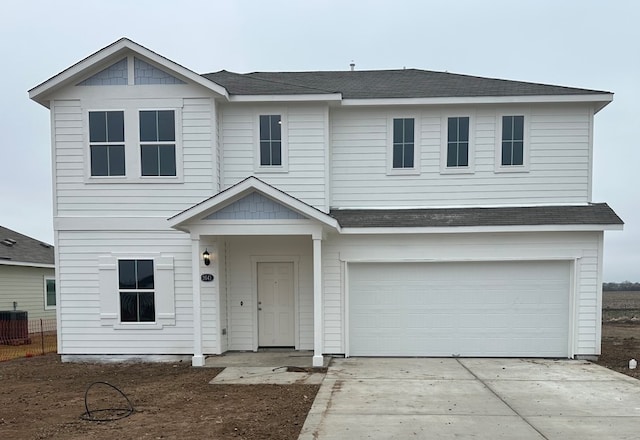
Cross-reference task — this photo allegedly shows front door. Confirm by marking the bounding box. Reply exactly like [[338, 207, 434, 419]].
[[257, 262, 295, 347]]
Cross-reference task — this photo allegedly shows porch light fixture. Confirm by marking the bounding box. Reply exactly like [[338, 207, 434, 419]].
[[203, 249, 211, 266]]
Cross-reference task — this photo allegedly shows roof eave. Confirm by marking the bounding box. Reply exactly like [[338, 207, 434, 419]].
[[228, 93, 342, 103], [29, 37, 230, 108], [340, 224, 623, 234], [340, 93, 614, 107]]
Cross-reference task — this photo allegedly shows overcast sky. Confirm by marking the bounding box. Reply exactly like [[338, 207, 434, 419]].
[[0, 0, 637, 281]]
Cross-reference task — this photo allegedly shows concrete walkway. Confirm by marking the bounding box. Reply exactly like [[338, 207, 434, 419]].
[[298, 358, 640, 440]]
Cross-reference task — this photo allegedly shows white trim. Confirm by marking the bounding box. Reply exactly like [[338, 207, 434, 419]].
[[230, 93, 342, 103], [595, 232, 605, 356], [587, 106, 595, 202], [440, 113, 475, 174], [340, 93, 613, 108], [323, 105, 331, 212], [387, 114, 421, 176], [191, 237, 204, 366], [312, 238, 323, 367], [254, 111, 289, 174], [43, 276, 56, 310], [29, 38, 229, 107], [251, 256, 300, 351], [568, 258, 579, 358], [494, 111, 531, 173], [340, 224, 623, 234]]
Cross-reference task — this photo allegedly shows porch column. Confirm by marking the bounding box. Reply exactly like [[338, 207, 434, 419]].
[[312, 236, 324, 367], [191, 236, 205, 366]]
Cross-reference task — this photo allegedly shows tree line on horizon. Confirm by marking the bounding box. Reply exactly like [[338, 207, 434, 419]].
[[603, 281, 640, 291]]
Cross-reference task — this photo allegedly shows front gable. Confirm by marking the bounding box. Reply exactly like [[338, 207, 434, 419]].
[[204, 192, 306, 221], [76, 57, 187, 87]]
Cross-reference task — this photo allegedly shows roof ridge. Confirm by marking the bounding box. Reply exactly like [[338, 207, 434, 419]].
[[244, 72, 339, 94]]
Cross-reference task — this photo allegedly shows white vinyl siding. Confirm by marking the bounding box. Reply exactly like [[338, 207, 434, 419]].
[[331, 104, 592, 208], [322, 231, 603, 357], [52, 93, 216, 217], [221, 104, 327, 210], [56, 229, 198, 354], [0, 265, 56, 320]]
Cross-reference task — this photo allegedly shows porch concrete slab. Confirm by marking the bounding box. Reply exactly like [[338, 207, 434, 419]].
[[204, 350, 331, 368], [209, 366, 325, 385], [460, 358, 637, 382], [327, 357, 474, 380], [299, 358, 640, 440]]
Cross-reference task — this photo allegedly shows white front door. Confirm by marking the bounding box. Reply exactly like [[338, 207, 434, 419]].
[[258, 262, 295, 347]]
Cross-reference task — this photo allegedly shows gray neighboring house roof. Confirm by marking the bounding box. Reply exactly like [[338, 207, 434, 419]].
[[0, 226, 54, 266], [330, 203, 624, 228], [203, 69, 610, 99]]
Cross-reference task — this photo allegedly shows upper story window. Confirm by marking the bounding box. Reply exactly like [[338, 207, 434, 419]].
[[140, 110, 176, 176], [118, 259, 155, 323], [259, 115, 282, 166], [501, 115, 524, 166], [447, 117, 469, 167], [89, 111, 125, 176], [392, 118, 415, 168], [44, 277, 56, 309]]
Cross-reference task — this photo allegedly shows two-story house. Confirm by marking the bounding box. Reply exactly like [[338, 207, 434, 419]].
[[29, 38, 622, 367]]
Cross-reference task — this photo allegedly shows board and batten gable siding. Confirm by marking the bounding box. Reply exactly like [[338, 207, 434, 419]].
[[321, 231, 603, 356], [51, 87, 218, 218], [0, 265, 56, 321], [56, 230, 208, 354], [330, 104, 592, 208], [220, 103, 328, 211]]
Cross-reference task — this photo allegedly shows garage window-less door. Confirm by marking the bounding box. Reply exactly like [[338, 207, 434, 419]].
[[349, 261, 570, 357]]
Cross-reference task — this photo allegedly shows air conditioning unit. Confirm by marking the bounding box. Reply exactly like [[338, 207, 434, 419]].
[[0, 311, 31, 345]]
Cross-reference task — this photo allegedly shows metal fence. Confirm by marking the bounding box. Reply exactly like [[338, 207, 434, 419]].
[[0, 319, 57, 362]]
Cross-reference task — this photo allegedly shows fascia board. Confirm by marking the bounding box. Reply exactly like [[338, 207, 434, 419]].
[[340, 224, 623, 234], [228, 93, 342, 103], [29, 38, 229, 107], [340, 93, 613, 107]]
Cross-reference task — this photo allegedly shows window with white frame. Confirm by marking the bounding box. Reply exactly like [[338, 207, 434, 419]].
[[501, 115, 525, 166], [118, 259, 155, 322], [139, 110, 177, 176], [44, 277, 56, 309], [259, 114, 282, 166], [89, 111, 125, 176], [392, 118, 415, 168], [447, 116, 469, 167]]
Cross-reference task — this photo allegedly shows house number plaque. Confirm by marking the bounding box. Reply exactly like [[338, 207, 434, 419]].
[[201, 274, 214, 282]]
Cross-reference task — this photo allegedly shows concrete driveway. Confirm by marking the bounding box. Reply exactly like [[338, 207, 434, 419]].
[[298, 358, 640, 440]]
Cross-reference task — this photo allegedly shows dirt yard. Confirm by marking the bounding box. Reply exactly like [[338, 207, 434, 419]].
[[1, 290, 638, 439], [0, 357, 318, 439]]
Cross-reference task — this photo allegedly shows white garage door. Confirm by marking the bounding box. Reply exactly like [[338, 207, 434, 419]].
[[349, 261, 570, 357]]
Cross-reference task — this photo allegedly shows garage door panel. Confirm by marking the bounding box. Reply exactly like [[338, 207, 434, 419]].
[[349, 261, 570, 357]]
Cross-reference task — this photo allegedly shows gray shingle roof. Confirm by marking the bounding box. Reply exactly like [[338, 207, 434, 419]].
[[330, 203, 623, 228], [203, 69, 610, 99], [0, 226, 54, 265]]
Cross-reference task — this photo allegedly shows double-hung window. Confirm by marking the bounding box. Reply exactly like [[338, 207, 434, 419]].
[[447, 117, 469, 168], [392, 118, 415, 169], [259, 115, 282, 166], [140, 110, 176, 176], [501, 115, 524, 166], [89, 111, 125, 176], [119, 259, 155, 322]]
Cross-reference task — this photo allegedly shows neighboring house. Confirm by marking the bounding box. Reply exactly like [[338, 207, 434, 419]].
[[28, 38, 623, 367], [0, 226, 55, 321]]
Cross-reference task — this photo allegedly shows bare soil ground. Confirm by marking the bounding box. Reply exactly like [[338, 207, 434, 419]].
[[0, 357, 318, 440], [1, 290, 638, 440]]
